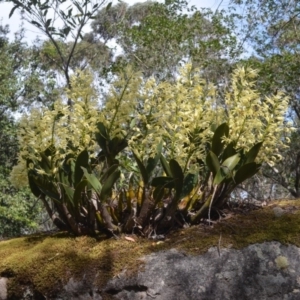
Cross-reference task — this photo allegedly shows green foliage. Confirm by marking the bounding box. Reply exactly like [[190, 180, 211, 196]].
[[0, 174, 41, 238], [0, 118, 42, 239], [91, 0, 238, 81]]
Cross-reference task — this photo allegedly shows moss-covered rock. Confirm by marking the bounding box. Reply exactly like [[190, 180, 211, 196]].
[[1, 199, 300, 299]]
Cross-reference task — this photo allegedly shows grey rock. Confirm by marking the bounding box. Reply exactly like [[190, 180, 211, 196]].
[[104, 242, 300, 300], [273, 207, 285, 217], [0, 277, 7, 300]]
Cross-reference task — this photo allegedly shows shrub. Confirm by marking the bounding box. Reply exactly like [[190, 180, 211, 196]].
[[10, 65, 293, 236]]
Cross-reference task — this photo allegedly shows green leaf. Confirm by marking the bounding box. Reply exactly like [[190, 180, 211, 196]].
[[132, 151, 148, 184], [69, 159, 76, 186], [73, 179, 88, 209], [30, 20, 43, 28], [59, 169, 74, 206], [28, 172, 43, 198], [211, 123, 229, 157], [81, 167, 102, 195], [160, 154, 173, 177], [206, 151, 220, 175], [169, 159, 184, 195], [62, 184, 74, 206], [100, 164, 119, 183], [213, 153, 241, 185], [99, 170, 120, 202], [38, 187, 61, 203], [181, 173, 198, 198], [213, 169, 226, 185], [234, 163, 261, 186], [39, 152, 52, 174], [245, 142, 263, 164], [74, 150, 89, 186], [62, 26, 71, 36], [221, 153, 241, 172], [222, 142, 236, 161], [95, 122, 109, 151], [151, 176, 175, 189], [45, 18, 52, 28], [9, 5, 20, 18], [108, 137, 128, 157], [73, 0, 84, 14]]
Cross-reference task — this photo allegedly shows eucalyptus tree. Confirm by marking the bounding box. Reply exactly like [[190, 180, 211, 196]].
[[89, 0, 239, 84], [6, 0, 110, 95]]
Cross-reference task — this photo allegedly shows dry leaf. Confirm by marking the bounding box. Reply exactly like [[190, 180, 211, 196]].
[[125, 236, 136, 242]]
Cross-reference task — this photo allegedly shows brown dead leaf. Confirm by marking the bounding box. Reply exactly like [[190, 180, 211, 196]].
[[124, 236, 136, 242]]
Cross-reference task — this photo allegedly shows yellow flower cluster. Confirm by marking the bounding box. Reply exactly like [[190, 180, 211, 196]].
[[99, 66, 142, 138], [10, 63, 292, 188], [127, 64, 221, 170], [10, 70, 99, 188], [224, 66, 293, 166]]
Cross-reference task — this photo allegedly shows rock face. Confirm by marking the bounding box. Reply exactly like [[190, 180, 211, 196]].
[[104, 242, 300, 300], [2, 241, 300, 300]]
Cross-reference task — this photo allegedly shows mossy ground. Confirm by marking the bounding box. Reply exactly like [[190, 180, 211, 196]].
[[1, 199, 300, 298]]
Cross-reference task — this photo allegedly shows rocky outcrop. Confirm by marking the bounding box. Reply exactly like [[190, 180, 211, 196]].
[[105, 241, 300, 300], [2, 241, 300, 300]]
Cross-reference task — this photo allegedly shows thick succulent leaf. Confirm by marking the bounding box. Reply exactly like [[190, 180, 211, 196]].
[[211, 123, 229, 157], [39, 152, 52, 174], [213, 169, 226, 185], [28, 172, 43, 198], [160, 154, 173, 177], [221, 153, 241, 172], [38, 187, 61, 203], [206, 151, 220, 175], [100, 164, 119, 183], [169, 159, 184, 196], [245, 142, 263, 164], [213, 153, 241, 185], [234, 162, 261, 186], [74, 150, 89, 186], [62, 184, 75, 206], [151, 176, 175, 189], [222, 142, 237, 161], [108, 137, 128, 157], [29, 170, 61, 202], [169, 159, 184, 181], [69, 159, 76, 186], [73, 179, 88, 209], [95, 122, 109, 152], [146, 142, 162, 176], [81, 167, 102, 195], [99, 170, 120, 202], [132, 151, 148, 184], [60, 169, 74, 205], [181, 173, 198, 199]]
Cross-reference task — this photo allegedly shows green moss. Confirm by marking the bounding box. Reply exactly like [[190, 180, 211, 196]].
[[1, 199, 300, 298]]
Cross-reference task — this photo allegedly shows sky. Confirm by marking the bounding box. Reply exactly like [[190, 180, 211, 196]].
[[0, 0, 228, 41]]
